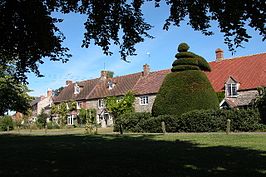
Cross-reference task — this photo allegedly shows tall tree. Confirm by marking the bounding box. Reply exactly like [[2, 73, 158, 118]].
[[0, 73, 33, 116], [1, 0, 265, 82]]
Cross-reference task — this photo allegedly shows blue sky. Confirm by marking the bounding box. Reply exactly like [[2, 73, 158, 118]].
[[27, 3, 266, 96]]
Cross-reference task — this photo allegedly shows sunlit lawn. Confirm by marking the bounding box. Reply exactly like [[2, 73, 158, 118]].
[[0, 130, 266, 177]]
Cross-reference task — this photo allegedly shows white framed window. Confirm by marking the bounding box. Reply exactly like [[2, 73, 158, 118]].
[[76, 102, 82, 109], [98, 99, 104, 108], [227, 83, 237, 97], [139, 96, 149, 105], [74, 83, 80, 94], [67, 115, 74, 125]]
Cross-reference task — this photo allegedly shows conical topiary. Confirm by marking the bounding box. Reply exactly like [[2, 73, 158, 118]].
[[152, 43, 219, 117]]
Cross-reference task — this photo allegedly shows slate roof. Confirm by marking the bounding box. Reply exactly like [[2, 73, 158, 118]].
[[54, 52, 266, 103]]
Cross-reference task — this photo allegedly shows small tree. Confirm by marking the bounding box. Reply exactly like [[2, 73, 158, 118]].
[[0, 116, 14, 131], [105, 91, 135, 134], [36, 109, 49, 129]]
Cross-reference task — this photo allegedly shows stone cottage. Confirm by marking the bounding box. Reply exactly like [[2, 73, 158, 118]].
[[53, 50, 266, 127]]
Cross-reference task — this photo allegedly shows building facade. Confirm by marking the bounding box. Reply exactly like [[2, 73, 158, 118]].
[[52, 50, 266, 127]]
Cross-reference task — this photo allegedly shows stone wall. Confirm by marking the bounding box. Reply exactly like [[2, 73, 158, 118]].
[[134, 94, 156, 113]]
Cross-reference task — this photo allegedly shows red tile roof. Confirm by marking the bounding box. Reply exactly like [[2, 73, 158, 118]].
[[54, 52, 266, 103], [133, 69, 170, 95], [88, 72, 142, 99], [206, 53, 266, 92]]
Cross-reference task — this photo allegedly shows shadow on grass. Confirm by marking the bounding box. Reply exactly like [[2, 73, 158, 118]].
[[0, 134, 265, 177]]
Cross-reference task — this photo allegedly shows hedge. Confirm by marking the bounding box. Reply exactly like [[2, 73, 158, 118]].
[[115, 109, 263, 133], [152, 43, 219, 117], [152, 70, 219, 117]]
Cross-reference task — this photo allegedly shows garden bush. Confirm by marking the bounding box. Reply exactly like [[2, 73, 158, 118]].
[[0, 116, 14, 131], [115, 108, 262, 133], [114, 112, 152, 132], [47, 121, 60, 129], [152, 43, 219, 117]]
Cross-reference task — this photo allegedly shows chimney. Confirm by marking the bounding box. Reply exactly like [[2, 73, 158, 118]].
[[66, 80, 73, 86], [47, 88, 53, 97], [100, 70, 108, 80], [143, 64, 150, 76], [215, 48, 224, 62]]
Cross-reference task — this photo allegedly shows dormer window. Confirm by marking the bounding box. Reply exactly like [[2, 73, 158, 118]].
[[225, 76, 239, 97], [74, 83, 80, 94], [227, 83, 237, 97], [107, 80, 115, 90]]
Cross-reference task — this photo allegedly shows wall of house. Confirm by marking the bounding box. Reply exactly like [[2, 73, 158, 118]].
[[226, 89, 259, 107], [134, 94, 156, 113], [37, 96, 52, 115]]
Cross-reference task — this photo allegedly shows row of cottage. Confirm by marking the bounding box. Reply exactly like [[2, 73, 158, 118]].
[[31, 49, 266, 127]]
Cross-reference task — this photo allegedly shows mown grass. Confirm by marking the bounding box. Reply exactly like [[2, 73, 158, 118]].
[[0, 132, 265, 177]]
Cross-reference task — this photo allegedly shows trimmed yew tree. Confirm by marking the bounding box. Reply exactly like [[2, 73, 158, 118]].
[[152, 43, 219, 117]]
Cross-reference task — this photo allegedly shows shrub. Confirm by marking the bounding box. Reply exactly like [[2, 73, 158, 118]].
[[152, 70, 219, 117], [114, 112, 152, 132], [47, 121, 60, 129], [152, 43, 219, 117], [0, 116, 14, 131], [179, 109, 227, 132], [115, 108, 261, 133], [139, 115, 181, 133], [226, 109, 261, 131], [256, 91, 266, 124]]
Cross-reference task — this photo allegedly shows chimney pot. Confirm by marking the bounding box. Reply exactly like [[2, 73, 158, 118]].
[[215, 48, 224, 62], [143, 64, 150, 76], [100, 70, 108, 80], [47, 89, 53, 97]]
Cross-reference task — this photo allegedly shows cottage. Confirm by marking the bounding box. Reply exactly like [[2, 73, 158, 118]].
[[52, 50, 266, 127]]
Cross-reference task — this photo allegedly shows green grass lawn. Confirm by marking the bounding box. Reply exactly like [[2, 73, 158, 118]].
[[0, 131, 266, 177]]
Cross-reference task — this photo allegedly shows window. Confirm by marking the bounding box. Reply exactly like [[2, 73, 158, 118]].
[[98, 99, 104, 108], [74, 83, 80, 94], [67, 115, 74, 125], [77, 102, 82, 109], [139, 96, 148, 105], [227, 83, 237, 97]]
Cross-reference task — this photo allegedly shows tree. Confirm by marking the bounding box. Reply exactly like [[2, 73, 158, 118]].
[[36, 109, 49, 129], [53, 86, 64, 96], [1, 0, 265, 82], [105, 91, 135, 133], [152, 43, 219, 117], [0, 70, 33, 116]]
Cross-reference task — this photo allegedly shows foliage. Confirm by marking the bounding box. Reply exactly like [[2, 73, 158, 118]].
[[0, 116, 14, 131], [36, 109, 49, 129], [0, 0, 71, 82], [46, 121, 60, 129], [114, 112, 152, 132], [216, 92, 225, 103], [78, 108, 96, 125], [152, 43, 219, 117], [118, 109, 262, 133], [1, 1, 265, 82], [53, 87, 64, 97], [106, 91, 135, 120], [107, 71, 114, 78], [0, 72, 33, 116], [256, 89, 266, 124]]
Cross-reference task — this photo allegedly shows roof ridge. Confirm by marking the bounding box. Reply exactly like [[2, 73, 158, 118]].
[[209, 52, 266, 63]]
